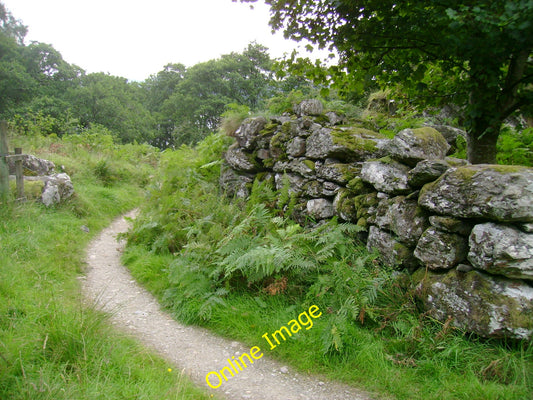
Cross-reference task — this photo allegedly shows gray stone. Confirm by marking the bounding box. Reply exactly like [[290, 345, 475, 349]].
[[415, 269, 533, 340], [325, 111, 346, 126], [274, 173, 307, 195], [41, 173, 74, 206], [414, 228, 468, 270], [256, 149, 270, 160], [288, 159, 315, 178], [219, 165, 253, 198], [429, 124, 467, 151], [408, 159, 450, 187], [385, 127, 450, 167], [519, 223, 533, 233], [8, 154, 55, 176], [224, 144, 259, 172], [429, 216, 473, 236], [316, 162, 360, 185], [372, 196, 429, 246], [305, 127, 385, 161], [367, 226, 419, 269], [294, 99, 324, 116], [361, 158, 411, 194], [468, 223, 533, 280], [234, 116, 267, 150], [306, 198, 335, 220], [322, 181, 341, 196], [419, 165, 533, 222], [287, 137, 306, 157]]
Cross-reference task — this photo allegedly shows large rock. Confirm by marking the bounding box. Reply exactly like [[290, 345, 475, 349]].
[[294, 99, 324, 116], [224, 144, 260, 172], [41, 173, 74, 206], [8, 154, 55, 176], [408, 159, 451, 188], [306, 127, 386, 161], [468, 223, 533, 280], [429, 124, 467, 152], [219, 164, 253, 198], [415, 269, 533, 340], [414, 228, 468, 270], [234, 117, 268, 150], [386, 127, 450, 166], [419, 165, 533, 222], [367, 226, 419, 269], [371, 196, 428, 246], [316, 162, 361, 185], [306, 198, 335, 220], [361, 158, 411, 194]]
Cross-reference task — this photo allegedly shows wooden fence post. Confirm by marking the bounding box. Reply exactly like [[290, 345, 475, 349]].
[[0, 121, 9, 201], [15, 147, 25, 200]]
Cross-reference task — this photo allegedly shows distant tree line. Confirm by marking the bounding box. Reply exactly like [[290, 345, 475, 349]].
[[0, 2, 318, 148]]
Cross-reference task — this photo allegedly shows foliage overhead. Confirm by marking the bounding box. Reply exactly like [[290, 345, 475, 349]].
[[239, 0, 533, 164]]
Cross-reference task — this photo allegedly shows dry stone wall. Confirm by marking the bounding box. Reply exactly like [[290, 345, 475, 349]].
[[220, 100, 533, 340]]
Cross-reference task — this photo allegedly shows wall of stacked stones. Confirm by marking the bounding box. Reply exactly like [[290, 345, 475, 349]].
[[220, 100, 533, 340]]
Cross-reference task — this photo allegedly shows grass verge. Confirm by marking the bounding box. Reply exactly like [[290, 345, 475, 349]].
[[0, 133, 213, 400]]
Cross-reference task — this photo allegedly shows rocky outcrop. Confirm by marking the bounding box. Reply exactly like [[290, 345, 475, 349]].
[[41, 173, 75, 207], [8, 154, 74, 206], [220, 99, 533, 340]]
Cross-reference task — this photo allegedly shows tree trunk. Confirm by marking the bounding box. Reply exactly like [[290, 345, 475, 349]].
[[466, 126, 500, 164]]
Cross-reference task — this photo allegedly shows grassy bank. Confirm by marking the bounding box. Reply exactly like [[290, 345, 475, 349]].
[[0, 133, 212, 399], [123, 132, 533, 400]]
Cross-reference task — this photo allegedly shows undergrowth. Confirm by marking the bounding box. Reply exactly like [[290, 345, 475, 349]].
[[0, 132, 213, 399], [124, 132, 533, 400]]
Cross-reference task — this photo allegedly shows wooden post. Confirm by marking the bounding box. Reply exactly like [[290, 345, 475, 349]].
[[15, 147, 25, 201], [0, 121, 9, 202]]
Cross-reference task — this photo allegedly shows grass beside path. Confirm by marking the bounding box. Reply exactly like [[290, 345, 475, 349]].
[[0, 133, 213, 400]]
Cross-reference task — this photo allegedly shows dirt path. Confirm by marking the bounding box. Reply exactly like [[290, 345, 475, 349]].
[[82, 211, 375, 400]]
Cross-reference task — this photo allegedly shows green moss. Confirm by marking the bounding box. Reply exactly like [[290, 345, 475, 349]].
[[411, 127, 448, 147], [259, 121, 280, 137], [347, 177, 367, 194], [302, 159, 316, 171], [331, 127, 385, 153]]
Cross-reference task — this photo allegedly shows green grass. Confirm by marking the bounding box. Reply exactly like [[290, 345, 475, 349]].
[[0, 133, 214, 400]]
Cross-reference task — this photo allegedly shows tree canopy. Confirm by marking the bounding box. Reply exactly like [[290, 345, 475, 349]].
[[240, 0, 533, 163]]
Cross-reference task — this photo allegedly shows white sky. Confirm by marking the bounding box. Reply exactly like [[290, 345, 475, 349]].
[[2, 0, 322, 81]]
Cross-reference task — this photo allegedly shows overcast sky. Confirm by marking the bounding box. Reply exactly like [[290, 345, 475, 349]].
[[3, 0, 319, 81]]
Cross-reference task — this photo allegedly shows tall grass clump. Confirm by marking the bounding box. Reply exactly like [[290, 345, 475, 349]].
[[124, 131, 533, 400]]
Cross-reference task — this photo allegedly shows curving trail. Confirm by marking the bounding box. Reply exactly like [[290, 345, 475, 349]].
[[82, 211, 375, 400]]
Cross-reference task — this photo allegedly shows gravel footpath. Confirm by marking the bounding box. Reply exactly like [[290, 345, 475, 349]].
[[82, 211, 376, 400]]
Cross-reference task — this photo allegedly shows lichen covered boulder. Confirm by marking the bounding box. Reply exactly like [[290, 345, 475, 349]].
[[234, 116, 267, 150], [415, 269, 533, 340], [371, 196, 428, 246], [361, 158, 411, 194], [414, 228, 468, 270], [41, 173, 74, 206], [306, 198, 335, 220], [386, 127, 450, 166], [468, 223, 533, 280], [419, 165, 533, 222], [305, 127, 386, 161], [367, 226, 419, 269], [224, 144, 260, 172]]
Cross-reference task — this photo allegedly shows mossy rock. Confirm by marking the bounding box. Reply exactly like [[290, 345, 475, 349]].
[[331, 127, 386, 154], [415, 269, 533, 340]]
